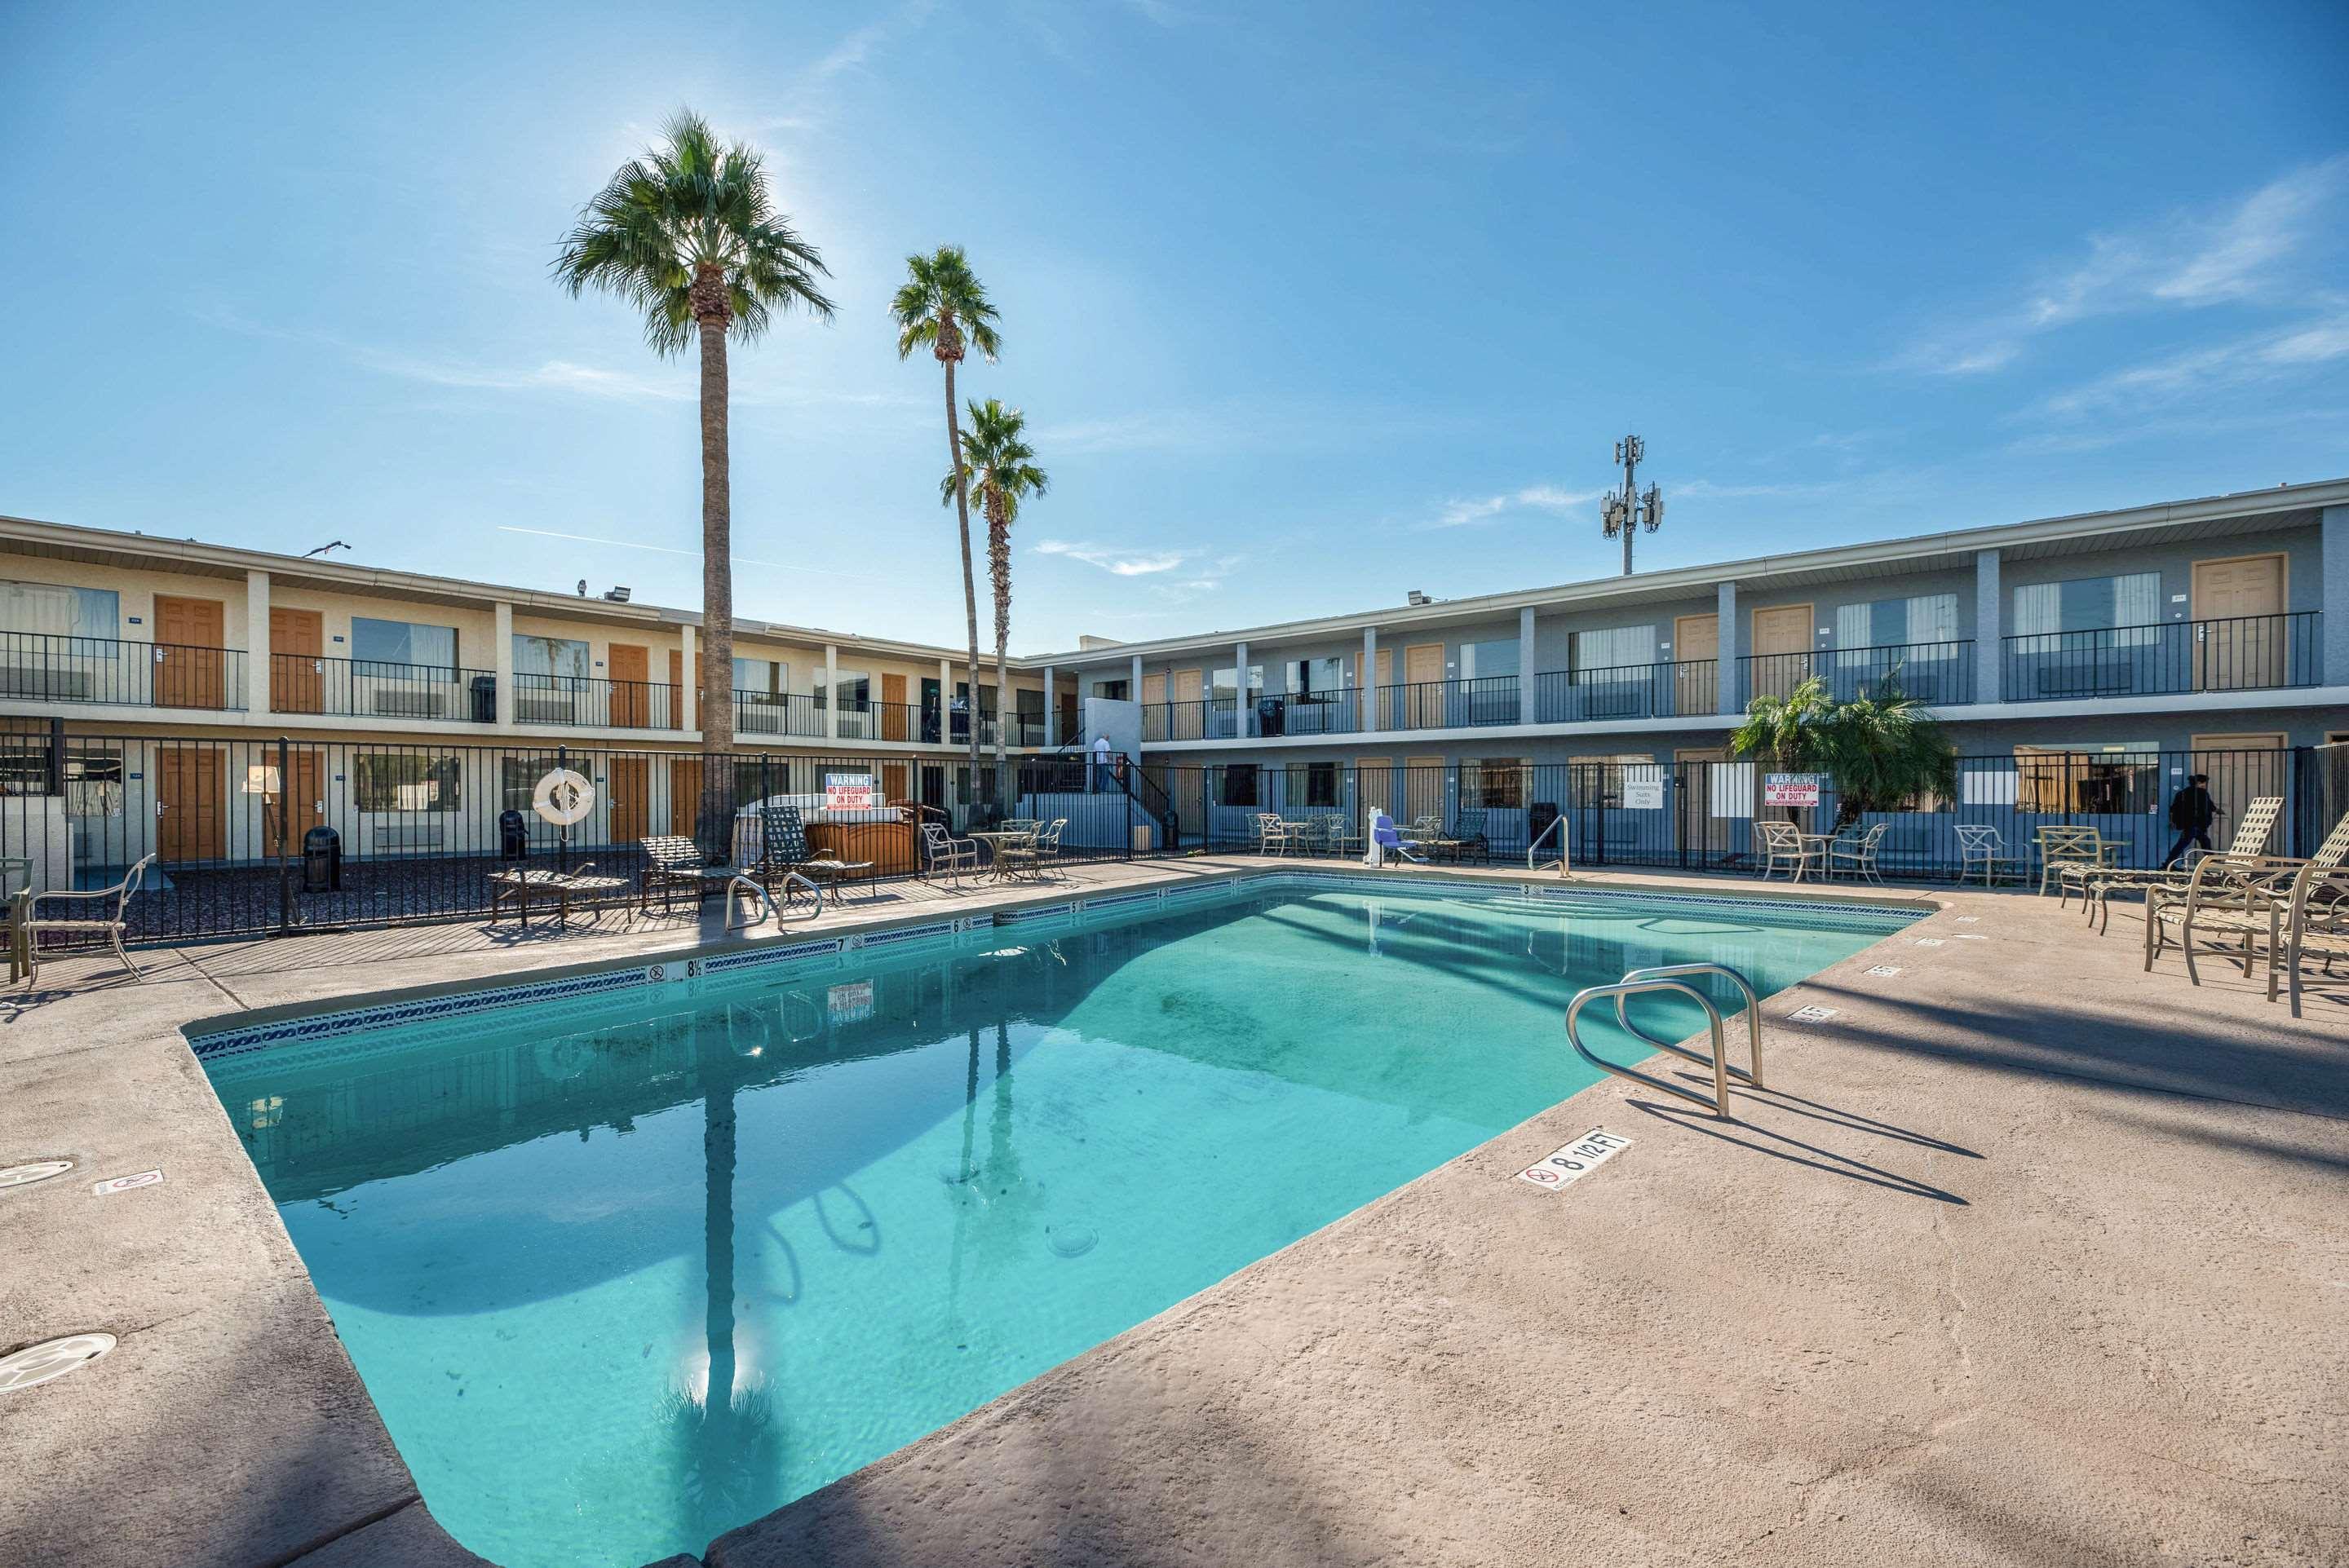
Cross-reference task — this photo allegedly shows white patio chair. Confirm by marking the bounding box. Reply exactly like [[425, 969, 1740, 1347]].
[[1754, 820, 1820, 881], [921, 821, 981, 887], [1953, 824, 2015, 887], [1826, 822, 1891, 884], [19, 854, 155, 985]]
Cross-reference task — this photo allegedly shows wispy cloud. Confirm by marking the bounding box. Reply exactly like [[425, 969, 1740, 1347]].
[[495, 526, 893, 581], [812, 0, 937, 78], [2030, 311, 2349, 421], [1420, 484, 1600, 530], [1034, 539, 1191, 576], [1896, 154, 2349, 376]]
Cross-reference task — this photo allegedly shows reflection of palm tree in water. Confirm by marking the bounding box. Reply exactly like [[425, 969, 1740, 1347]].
[[663, 1009, 780, 1539], [945, 1013, 1046, 1328]]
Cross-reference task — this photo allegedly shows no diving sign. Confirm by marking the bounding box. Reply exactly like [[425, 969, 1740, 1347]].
[[1515, 1129, 1630, 1190]]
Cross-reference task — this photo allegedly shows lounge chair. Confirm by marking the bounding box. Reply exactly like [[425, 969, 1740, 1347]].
[[1825, 822, 1891, 884], [2072, 796, 2284, 931], [639, 834, 719, 912], [1444, 808, 1491, 864], [2143, 855, 2298, 985], [2276, 864, 2349, 1018], [1754, 820, 1821, 881], [14, 855, 155, 985]]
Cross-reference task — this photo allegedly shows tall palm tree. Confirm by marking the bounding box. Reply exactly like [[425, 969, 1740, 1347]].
[[891, 247, 1000, 775], [941, 399, 1048, 775], [553, 109, 833, 797]]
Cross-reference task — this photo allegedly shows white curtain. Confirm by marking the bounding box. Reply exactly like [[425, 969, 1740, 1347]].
[[2011, 582, 2061, 638], [0, 581, 82, 637], [2112, 572, 2160, 647], [1575, 625, 1656, 672]]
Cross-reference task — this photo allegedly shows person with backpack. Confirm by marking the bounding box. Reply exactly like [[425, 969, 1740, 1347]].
[[2163, 773, 2223, 868]]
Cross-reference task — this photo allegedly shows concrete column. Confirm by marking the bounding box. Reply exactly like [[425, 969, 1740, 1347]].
[[1518, 606, 1537, 725], [244, 569, 270, 716], [1042, 664, 1057, 747], [824, 643, 840, 740], [1974, 549, 2002, 704], [939, 656, 953, 744], [1234, 641, 1251, 738], [1130, 653, 1144, 708], [1716, 581, 1741, 714], [493, 601, 515, 728], [1361, 626, 1378, 731], [2325, 506, 2349, 687], [679, 624, 697, 733]]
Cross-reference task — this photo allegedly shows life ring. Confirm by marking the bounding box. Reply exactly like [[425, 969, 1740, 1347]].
[[531, 768, 595, 826]]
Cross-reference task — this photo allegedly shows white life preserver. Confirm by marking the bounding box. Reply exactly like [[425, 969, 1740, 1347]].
[[531, 768, 596, 827]]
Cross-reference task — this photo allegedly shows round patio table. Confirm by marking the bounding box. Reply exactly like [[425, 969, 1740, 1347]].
[[966, 830, 1037, 883]]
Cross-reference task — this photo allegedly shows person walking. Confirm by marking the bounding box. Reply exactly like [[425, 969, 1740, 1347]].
[[1092, 733, 1113, 793], [2163, 773, 2223, 868]]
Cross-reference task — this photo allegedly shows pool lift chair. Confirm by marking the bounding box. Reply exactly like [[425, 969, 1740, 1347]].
[[1564, 962, 1763, 1120]]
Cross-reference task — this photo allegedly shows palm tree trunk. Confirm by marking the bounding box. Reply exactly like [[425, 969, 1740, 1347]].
[[989, 491, 1012, 799], [944, 360, 982, 784], [697, 309, 735, 839]]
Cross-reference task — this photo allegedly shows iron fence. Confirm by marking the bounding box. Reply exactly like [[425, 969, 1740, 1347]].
[[0, 726, 1144, 946], [269, 654, 497, 723], [1143, 747, 2312, 880], [1738, 640, 1975, 708]]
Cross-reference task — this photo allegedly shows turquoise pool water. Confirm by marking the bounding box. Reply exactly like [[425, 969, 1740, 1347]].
[[202, 881, 1909, 1566]]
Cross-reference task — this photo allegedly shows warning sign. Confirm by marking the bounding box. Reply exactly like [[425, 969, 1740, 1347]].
[[1763, 773, 1820, 807]]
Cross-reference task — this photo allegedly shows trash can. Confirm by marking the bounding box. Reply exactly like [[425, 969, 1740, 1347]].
[[301, 825, 342, 893], [498, 809, 529, 862], [470, 674, 498, 723], [1257, 696, 1285, 737]]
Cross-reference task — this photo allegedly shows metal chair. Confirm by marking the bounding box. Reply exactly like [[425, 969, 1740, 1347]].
[[1953, 824, 2015, 887], [921, 821, 981, 886], [2034, 824, 2118, 896], [1825, 822, 1891, 883], [1754, 820, 1821, 881], [18, 855, 155, 984]]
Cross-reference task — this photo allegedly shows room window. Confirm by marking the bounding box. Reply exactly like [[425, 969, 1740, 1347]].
[[1216, 762, 1260, 807], [2011, 574, 2160, 645], [1459, 639, 1520, 681], [352, 617, 457, 671], [0, 580, 118, 640], [1095, 678, 1130, 701], [513, 635, 590, 682], [501, 756, 563, 811], [355, 753, 460, 812], [2012, 744, 2157, 815], [1465, 757, 1529, 808], [1282, 656, 1349, 702], [732, 657, 789, 696], [1569, 753, 1656, 805], [1304, 761, 1340, 806], [1570, 625, 1657, 674], [1834, 593, 1959, 654], [1210, 665, 1265, 698]]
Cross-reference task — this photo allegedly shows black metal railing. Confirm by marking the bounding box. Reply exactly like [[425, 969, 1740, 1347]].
[[0, 632, 247, 710], [269, 654, 496, 722], [2002, 613, 2320, 700], [1370, 676, 1520, 731], [1533, 660, 1718, 722], [1255, 692, 1362, 737], [511, 673, 680, 730], [1738, 640, 1973, 707]]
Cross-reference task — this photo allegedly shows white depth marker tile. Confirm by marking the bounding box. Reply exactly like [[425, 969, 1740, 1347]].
[[1515, 1129, 1630, 1190], [92, 1169, 162, 1196]]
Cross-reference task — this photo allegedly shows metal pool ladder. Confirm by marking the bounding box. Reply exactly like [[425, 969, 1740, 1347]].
[[1564, 962, 1762, 1119], [1528, 812, 1571, 877]]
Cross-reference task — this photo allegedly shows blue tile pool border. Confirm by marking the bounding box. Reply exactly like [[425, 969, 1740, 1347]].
[[187, 869, 1922, 1062]]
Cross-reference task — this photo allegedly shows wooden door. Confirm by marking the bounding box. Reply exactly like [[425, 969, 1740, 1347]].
[[1172, 669, 1205, 739], [2191, 554, 2285, 691], [881, 761, 911, 806], [1403, 753, 1445, 825], [608, 755, 648, 844], [881, 672, 909, 741], [261, 749, 325, 855], [1676, 745, 1733, 855], [1369, 647, 1395, 727], [1673, 613, 1719, 715], [666, 648, 686, 729], [1358, 757, 1393, 819], [153, 595, 228, 709], [668, 757, 705, 836], [2190, 731, 2287, 838], [158, 745, 223, 862], [1749, 604, 1812, 700], [270, 608, 325, 714], [608, 644, 649, 727], [1402, 643, 1444, 727]]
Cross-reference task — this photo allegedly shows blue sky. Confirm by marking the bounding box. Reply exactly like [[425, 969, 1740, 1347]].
[[3, 0, 2344, 654]]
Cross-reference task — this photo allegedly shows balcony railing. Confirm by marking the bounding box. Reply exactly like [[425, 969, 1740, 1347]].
[[513, 673, 679, 729], [1738, 640, 1975, 707], [1256, 692, 1362, 736], [2002, 612, 2320, 700], [1370, 676, 1520, 731], [1534, 660, 1718, 722], [0, 632, 246, 709], [271, 654, 496, 722]]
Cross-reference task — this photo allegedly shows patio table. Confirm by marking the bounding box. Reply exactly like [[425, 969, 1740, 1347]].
[[1793, 833, 1838, 882], [967, 830, 1037, 883]]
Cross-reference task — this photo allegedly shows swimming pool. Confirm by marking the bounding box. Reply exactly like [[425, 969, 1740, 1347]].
[[197, 875, 1913, 1567]]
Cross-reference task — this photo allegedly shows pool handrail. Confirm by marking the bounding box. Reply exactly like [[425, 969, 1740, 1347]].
[[1564, 961, 1761, 1120], [1528, 812, 1571, 878], [724, 868, 823, 930]]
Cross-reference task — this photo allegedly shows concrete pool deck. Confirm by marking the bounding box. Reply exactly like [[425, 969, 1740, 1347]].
[[2, 859, 2342, 1566]]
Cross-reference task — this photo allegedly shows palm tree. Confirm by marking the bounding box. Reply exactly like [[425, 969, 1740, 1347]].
[[891, 247, 1000, 775], [941, 399, 1048, 778], [1731, 673, 1958, 829], [553, 109, 833, 794]]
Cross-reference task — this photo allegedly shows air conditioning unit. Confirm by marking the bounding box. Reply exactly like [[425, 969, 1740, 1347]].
[[515, 692, 576, 723], [372, 820, 447, 854], [371, 689, 450, 719], [0, 665, 91, 700], [740, 704, 784, 734]]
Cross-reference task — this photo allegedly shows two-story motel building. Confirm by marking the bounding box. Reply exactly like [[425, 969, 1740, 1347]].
[[2, 477, 2345, 880]]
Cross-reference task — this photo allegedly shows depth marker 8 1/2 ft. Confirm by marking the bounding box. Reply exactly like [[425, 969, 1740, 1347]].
[[1515, 1128, 1631, 1189]]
